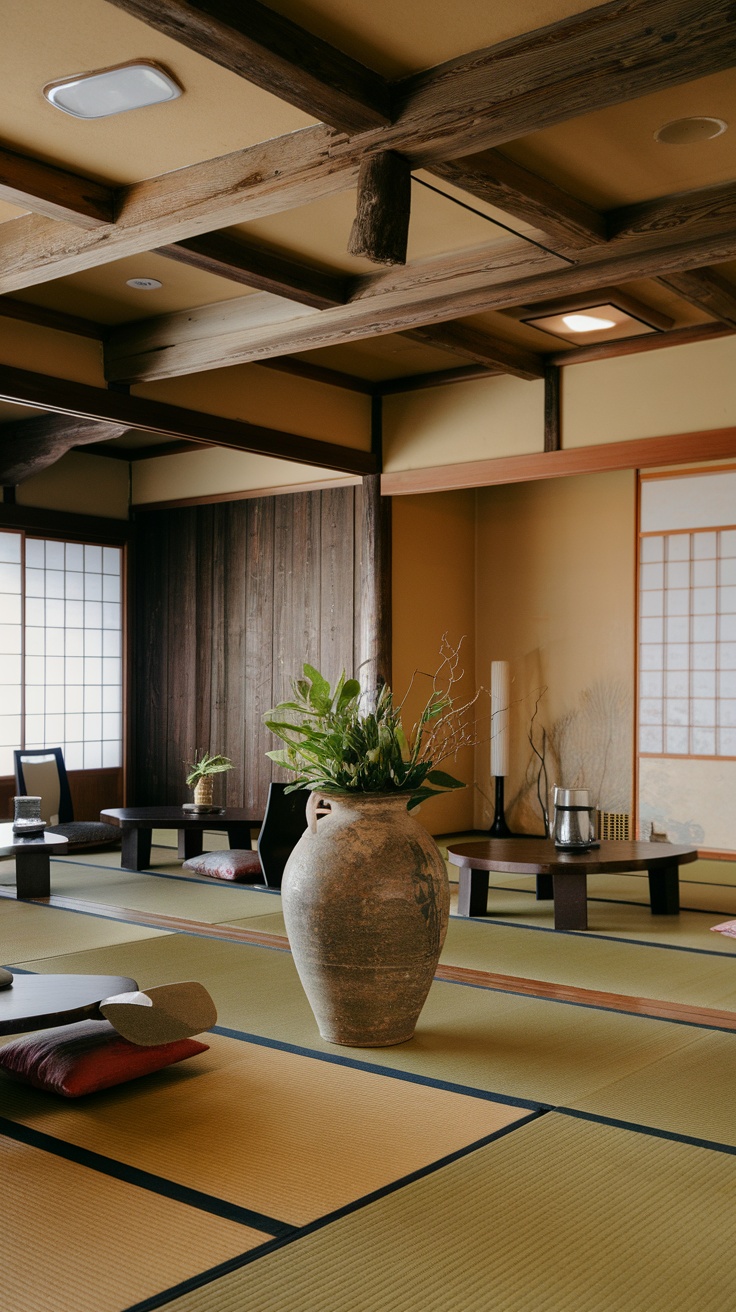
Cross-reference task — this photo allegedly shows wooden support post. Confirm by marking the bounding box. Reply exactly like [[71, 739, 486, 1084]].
[[359, 396, 392, 699], [544, 364, 561, 452], [348, 152, 411, 267]]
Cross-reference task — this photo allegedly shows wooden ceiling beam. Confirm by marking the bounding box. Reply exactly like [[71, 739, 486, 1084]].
[[656, 268, 736, 327], [549, 321, 735, 366], [0, 296, 105, 340], [0, 145, 115, 228], [428, 151, 607, 251], [104, 209, 736, 383], [0, 415, 130, 484], [156, 232, 347, 309], [404, 324, 545, 380], [4, 0, 736, 293], [608, 179, 736, 245], [102, 0, 392, 133], [0, 364, 376, 476]]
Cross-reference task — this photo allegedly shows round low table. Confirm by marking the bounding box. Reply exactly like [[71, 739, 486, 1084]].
[[446, 838, 698, 931], [0, 974, 138, 1036], [0, 822, 68, 899]]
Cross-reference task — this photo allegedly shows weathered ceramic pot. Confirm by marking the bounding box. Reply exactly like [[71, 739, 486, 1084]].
[[282, 791, 449, 1047]]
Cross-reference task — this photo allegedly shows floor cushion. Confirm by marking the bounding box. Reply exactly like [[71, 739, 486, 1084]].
[[47, 821, 121, 851], [182, 849, 263, 881], [0, 1020, 208, 1097]]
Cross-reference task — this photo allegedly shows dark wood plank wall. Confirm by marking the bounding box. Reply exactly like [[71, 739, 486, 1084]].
[[133, 487, 362, 814]]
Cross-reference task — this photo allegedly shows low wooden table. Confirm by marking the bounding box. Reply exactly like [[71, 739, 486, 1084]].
[[0, 823, 69, 898], [0, 973, 137, 1036], [446, 838, 699, 931], [101, 806, 262, 871]]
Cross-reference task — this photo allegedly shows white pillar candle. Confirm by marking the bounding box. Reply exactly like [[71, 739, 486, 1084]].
[[491, 660, 510, 778]]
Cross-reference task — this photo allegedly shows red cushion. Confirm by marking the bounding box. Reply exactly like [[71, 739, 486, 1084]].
[[182, 849, 262, 881], [0, 1020, 208, 1098]]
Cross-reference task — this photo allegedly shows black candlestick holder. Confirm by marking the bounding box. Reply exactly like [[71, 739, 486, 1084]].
[[488, 776, 513, 838]]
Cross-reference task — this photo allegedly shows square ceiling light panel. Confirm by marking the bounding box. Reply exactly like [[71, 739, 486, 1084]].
[[522, 302, 660, 344], [44, 61, 182, 119]]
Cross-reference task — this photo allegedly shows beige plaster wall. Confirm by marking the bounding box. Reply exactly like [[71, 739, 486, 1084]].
[[0, 320, 105, 386], [16, 450, 130, 519], [474, 469, 637, 833], [391, 490, 477, 835], [563, 336, 736, 448], [382, 374, 544, 474]]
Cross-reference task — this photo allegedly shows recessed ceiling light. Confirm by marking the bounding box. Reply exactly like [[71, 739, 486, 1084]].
[[44, 60, 182, 120], [654, 116, 727, 145], [126, 277, 162, 291], [562, 313, 616, 333]]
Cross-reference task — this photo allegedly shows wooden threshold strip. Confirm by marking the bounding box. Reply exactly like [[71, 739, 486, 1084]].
[[11, 889, 736, 1032]]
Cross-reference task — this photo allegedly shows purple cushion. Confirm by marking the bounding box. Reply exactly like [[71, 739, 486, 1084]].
[[182, 850, 263, 882], [0, 1021, 208, 1097]]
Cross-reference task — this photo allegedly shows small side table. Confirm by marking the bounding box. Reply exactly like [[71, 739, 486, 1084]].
[[0, 823, 69, 898]]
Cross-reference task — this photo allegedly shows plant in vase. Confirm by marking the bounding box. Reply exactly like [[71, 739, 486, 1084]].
[[264, 639, 483, 1048], [185, 751, 233, 809]]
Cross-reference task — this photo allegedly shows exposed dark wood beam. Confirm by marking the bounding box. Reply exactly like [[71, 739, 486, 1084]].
[[378, 365, 501, 395], [103, 0, 391, 133], [0, 365, 376, 477], [549, 320, 736, 366], [429, 151, 607, 250], [506, 286, 675, 332], [544, 365, 561, 451], [0, 296, 105, 340], [104, 201, 736, 383], [5, 1, 736, 293], [404, 323, 545, 380], [0, 415, 130, 484], [657, 268, 736, 327], [156, 233, 347, 309], [0, 145, 115, 228], [348, 153, 412, 266], [256, 358, 376, 395], [608, 179, 736, 245]]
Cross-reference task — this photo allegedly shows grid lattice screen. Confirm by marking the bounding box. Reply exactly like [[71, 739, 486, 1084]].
[[638, 527, 736, 757]]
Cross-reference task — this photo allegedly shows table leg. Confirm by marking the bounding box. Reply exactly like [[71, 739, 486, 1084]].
[[648, 861, 680, 915], [457, 868, 490, 917], [226, 824, 253, 849], [178, 830, 203, 860], [15, 849, 50, 898], [536, 873, 554, 900], [551, 872, 588, 931], [121, 828, 151, 871]]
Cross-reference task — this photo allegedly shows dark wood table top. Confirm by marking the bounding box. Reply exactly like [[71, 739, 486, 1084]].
[[0, 973, 138, 1035], [446, 837, 699, 875], [101, 806, 259, 830], [0, 822, 68, 856]]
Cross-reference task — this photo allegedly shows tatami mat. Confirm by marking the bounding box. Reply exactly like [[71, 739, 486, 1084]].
[[0, 895, 169, 965], [15, 933, 709, 1107], [0, 1030, 528, 1227], [155, 1112, 736, 1312], [0, 1132, 261, 1312]]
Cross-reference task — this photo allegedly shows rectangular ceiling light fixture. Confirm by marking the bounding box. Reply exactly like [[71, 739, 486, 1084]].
[[44, 60, 182, 119], [522, 301, 660, 344]]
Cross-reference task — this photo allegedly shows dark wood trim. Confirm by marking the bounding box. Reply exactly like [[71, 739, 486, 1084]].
[[359, 470, 392, 694], [549, 321, 735, 366], [429, 150, 606, 250], [104, 0, 391, 133], [378, 364, 500, 394], [0, 144, 115, 228], [256, 358, 377, 395], [0, 364, 377, 477], [380, 425, 736, 496], [0, 296, 104, 340], [543, 365, 561, 452], [0, 503, 132, 541], [405, 322, 545, 380], [156, 233, 347, 309], [657, 268, 736, 327]]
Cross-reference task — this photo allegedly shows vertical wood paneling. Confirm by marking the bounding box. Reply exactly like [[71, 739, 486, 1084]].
[[134, 487, 359, 814]]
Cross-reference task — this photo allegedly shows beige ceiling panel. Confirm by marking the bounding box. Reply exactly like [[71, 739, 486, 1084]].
[[1, 0, 314, 186], [239, 176, 520, 275], [264, 0, 613, 78], [11, 251, 260, 325], [505, 70, 736, 209]]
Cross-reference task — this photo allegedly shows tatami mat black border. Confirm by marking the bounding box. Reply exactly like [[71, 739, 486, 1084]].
[[211, 1024, 549, 1111], [121, 1111, 546, 1312], [0, 1114, 292, 1237]]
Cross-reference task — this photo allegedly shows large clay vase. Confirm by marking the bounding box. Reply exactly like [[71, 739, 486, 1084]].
[[281, 791, 450, 1047]]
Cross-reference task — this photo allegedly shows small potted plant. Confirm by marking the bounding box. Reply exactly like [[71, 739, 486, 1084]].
[[185, 750, 233, 809]]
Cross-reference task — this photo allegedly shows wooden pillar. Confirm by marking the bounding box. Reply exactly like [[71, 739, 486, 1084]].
[[544, 364, 561, 452], [348, 152, 411, 267], [359, 395, 392, 698]]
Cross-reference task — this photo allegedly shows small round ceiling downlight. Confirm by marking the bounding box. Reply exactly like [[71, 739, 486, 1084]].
[[654, 116, 728, 145], [126, 277, 162, 290]]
